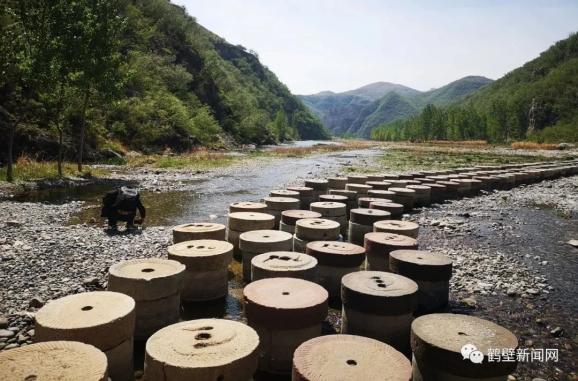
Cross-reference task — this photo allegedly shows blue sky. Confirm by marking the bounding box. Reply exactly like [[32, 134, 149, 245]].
[[174, 0, 578, 94]]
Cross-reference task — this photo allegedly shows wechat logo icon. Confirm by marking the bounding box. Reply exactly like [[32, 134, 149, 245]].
[[461, 344, 484, 364]]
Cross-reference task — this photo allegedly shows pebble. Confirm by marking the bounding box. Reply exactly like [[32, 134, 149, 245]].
[[550, 327, 564, 337], [0, 316, 8, 328], [28, 296, 45, 308], [461, 297, 477, 307], [569, 239, 578, 248], [0, 329, 15, 338]]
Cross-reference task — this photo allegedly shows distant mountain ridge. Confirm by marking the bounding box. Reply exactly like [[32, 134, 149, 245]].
[[299, 76, 493, 137]]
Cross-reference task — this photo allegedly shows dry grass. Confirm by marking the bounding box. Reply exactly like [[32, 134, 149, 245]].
[[425, 140, 488, 146], [511, 141, 558, 150], [126, 149, 235, 169], [260, 140, 379, 157], [0, 155, 108, 182]]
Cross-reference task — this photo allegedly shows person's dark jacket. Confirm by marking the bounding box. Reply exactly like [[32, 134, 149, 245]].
[[101, 188, 146, 219]]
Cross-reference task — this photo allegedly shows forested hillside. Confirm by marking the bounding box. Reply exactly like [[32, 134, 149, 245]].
[[299, 77, 491, 138], [0, 0, 328, 176], [372, 33, 578, 143]]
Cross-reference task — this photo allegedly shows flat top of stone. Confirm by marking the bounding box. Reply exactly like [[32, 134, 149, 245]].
[[293, 335, 411, 381], [287, 186, 314, 191], [282, 210, 322, 219], [36, 291, 135, 331], [229, 201, 267, 209], [270, 189, 300, 196], [319, 194, 348, 201], [365, 232, 417, 246], [0, 341, 108, 381], [304, 179, 328, 184], [244, 277, 328, 311], [310, 201, 347, 209], [367, 189, 394, 194], [251, 252, 318, 271], [351, 208, 390, 217], [342, 271, 418, 298], [168, 240, 233, 257], [306, 241, 365, 256], [390, 250, 452, 267], [173, 222, 225, 233], [295, 218, 340, 230], [228, 212, 275, 222], [109, 258, 185, 281], [263, 196, 300, 203], [412, 313, 518, 359], [346, 184, 372, 189], [374, 220, 419, 230], [406, 185, 431, 190], [370, 201, 403, 208], [239, 230, 293, 244], [358, 197, 385, 203], [327, 176, 347, 180], [146, 319, 259, 369], [388, 187, 416, 194]]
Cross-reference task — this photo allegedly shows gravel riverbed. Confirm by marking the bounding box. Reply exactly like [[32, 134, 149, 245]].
[[0, 156, 576, 380]]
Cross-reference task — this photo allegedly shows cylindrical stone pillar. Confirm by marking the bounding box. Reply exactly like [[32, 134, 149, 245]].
[[389, 250, 452, 313], [436, 181, 460, 199], [294, 218, 341, 253], [345, 183, 372, 200], [263, 196, 301, 229], [229, 201, 268, 214], [227, 212, 275, 256], [366, 181, 392, 190], [367, 189, 395, 200], [304, 179, 329, 202], [108, 258, 185, 339], [366, 174, 386, 182], [327, 177, 348, 190], [348, 208, 391, 246], [287, 186, 315, 209], [411, 314, 518, 381], [406, 185, 431, 207], [292, 334, 411, 381], [144, 319, 259, 381], [280, 210, 322, 234], [347, 175, 368, 184], [0, 341, 109, 381], [364, 232, 418, 271], [168, 240, 233, 302], [374, 220, 420, 239], [341, 271, 418, 356], [251, 251, 318, 282], [370, 201, 404, 218], [305, 241, 365, 299], [243, 278, 328, 374], [421, 182, 446, 203], [239, 230, 293, 281], [270, 189, 300, 199], [388, 187, 416, 212], [358, 197, 386, 208], [310, 201, 348, 236], [328, 189, 357, 214], [173, 222, 226, 243], [35, 291, 136, 381]]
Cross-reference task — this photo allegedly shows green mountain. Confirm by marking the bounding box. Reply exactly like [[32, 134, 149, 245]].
[[299, 76, 492, 138], [372, 33, 578, 143], [0, 0, 328, 162]]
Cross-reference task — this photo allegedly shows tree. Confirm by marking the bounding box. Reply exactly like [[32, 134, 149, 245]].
[[62, 0, 125, 171], [0, 1, 41, 182]]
